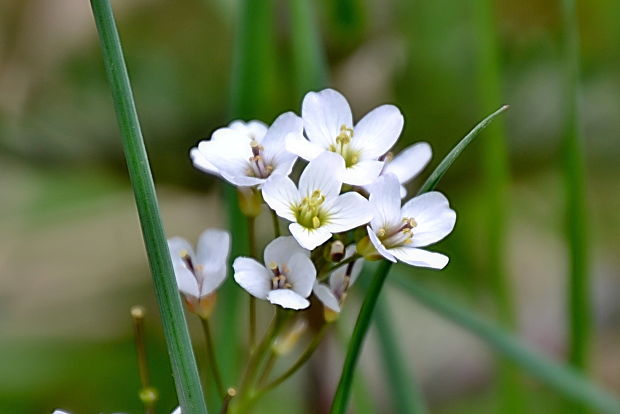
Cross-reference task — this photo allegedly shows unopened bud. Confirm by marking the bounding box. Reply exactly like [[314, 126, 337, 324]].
[[326, 240, 346, 263], [356, 236, 383, 261], [273, 319, 308, 355], [131, 305, 146, 319], [323, 307, 340, 323], [139, 386, 158, 404], [237, 187, 263, 218]]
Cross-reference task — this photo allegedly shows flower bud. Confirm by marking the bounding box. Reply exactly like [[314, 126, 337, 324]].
[[323, 307, 339, 323], [273, 319, 308, 355], [139, 387, 158, 405], [237, 187, 263, 217], [356, 236, 383, 261], [325, 240, 345, 263]]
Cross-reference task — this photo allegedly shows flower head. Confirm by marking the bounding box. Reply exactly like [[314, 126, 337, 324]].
[[313, 245, 363, 320], [233, 237, 316, 310], [363, 174, 456, 269], [262, 152, 373, 250], [365, 142, 432, 198], [286, 88, 404, 186], [168, 229, 231, 318], [192, 113, 303, 187]]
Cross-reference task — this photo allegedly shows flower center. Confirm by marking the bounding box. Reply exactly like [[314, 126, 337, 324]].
[[269, 262, 293, 290], [377, 217, 418, 248], [294, 190, 328, 229], [246, 139, 274, 178], [328, 124, 360, 168]]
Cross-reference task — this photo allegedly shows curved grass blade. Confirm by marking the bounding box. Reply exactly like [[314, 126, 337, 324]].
[[89, 1, 207, 412], [330, 107, 508, 414], [390, 271, 620, 414]]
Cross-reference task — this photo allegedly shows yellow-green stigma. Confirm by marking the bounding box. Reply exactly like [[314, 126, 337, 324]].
[[293, 189, 328, 229], [328, 124, 360, 168]]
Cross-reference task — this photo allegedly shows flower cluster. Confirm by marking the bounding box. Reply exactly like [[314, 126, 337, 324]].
[[174, 88, 457, 313]]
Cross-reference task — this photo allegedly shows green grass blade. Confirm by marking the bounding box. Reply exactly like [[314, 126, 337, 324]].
[[290, 0, 328, 95], [417, 105, 510, 195], [561, 0, 590, 411], [331, 107, 507, 414], [89, 1, 207, 412], [472, 0, 522, 412], [374, 299, 427, 414], [390, 271, 620, 414]]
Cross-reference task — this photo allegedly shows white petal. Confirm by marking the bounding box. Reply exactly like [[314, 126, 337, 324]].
[[384, 142, 432, 185], [196, 229, 231, 271], [200, 265, 227, 297], [353, 104, 404, 158], [170, 407, 182, 414], [342, 160, 384, 186], [233, 257, 271, 299], [285, 136, 325, 161], [313, 282, 340, 312], [289, 222, 332, 250], [230, 120, 268, 141], [264, 236, 309, 266], [389, 247, 449, 269], [302, 88, 353, 148], [261, 174, 300, 222], [401, 191, 456, 247], [285, 253, 317, 297], [366, 226, 397, 262], [298, 152, 344, 199], [368, 174, 403, 231], [262, 112, 303, 161], [167, 237, 200, 298], [52, 411, 71, 414], [211, 125, 253, 145], [270, 151, 297, 179], [323, 192, 372, 233], [190, 147, 220, 175], [330, 245, 364, 289], [267, 289, 310, 310]]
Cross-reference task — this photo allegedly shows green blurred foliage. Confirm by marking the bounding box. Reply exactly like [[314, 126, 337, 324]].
[[1, 0, 619, 413]]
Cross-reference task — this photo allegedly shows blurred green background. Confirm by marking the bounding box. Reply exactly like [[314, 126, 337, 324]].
[[1, 0, 619, 413]]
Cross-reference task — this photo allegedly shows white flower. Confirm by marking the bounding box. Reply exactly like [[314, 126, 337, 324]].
[[313, 245, 363, 314], [365, 174, 456, 269], [191, 113, 302, 187], [286, 88, 404, 186], [262, 152, 373, 250], [167, 229, 231, 317], [365, 142, 432, 198], [191, 120, 268, 176], [233, 236, 316, 310]]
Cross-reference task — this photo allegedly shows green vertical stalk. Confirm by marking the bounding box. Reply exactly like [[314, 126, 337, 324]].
[[472, 0, 522, 412], [561, 0, 590, 412], [290, 0, 328, 95], [218, 0, 276, 386], [89, 1, 207, 412], [374, 299, 427, 414]]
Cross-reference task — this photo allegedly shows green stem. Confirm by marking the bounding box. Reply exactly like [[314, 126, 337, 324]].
[[270, 209, 281, 238], [330, 260, 392, 414], [248, 217, 257, 350], [201, 317, 226, 399], [318, 254, 359, 281], [260, 323, 330, 394], [374, 299, 426, 413], [89, 1, 206, 412], [390, 272, 620, 414]]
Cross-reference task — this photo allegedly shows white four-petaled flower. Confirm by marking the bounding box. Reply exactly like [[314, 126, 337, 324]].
[[365, 174, 456, 269], [167, 229, 231, 318], [233, 237, 316, 310], [262, 152, 373, 250], [286, 88, 404, 186], [313, 245, 363, 316], [192, 113, 302, 187]]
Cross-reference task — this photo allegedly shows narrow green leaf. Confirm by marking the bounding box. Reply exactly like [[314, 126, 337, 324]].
[[391, 271, 620, 414], [330, 107, 507, 414], [417, 105, 510, 195], [472, 0, 522, 411], [89, 1, 207, 412], [289, 0, 329, 95]]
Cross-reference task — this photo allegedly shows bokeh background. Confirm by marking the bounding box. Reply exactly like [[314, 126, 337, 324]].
[[1, 0, 619, 413]]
